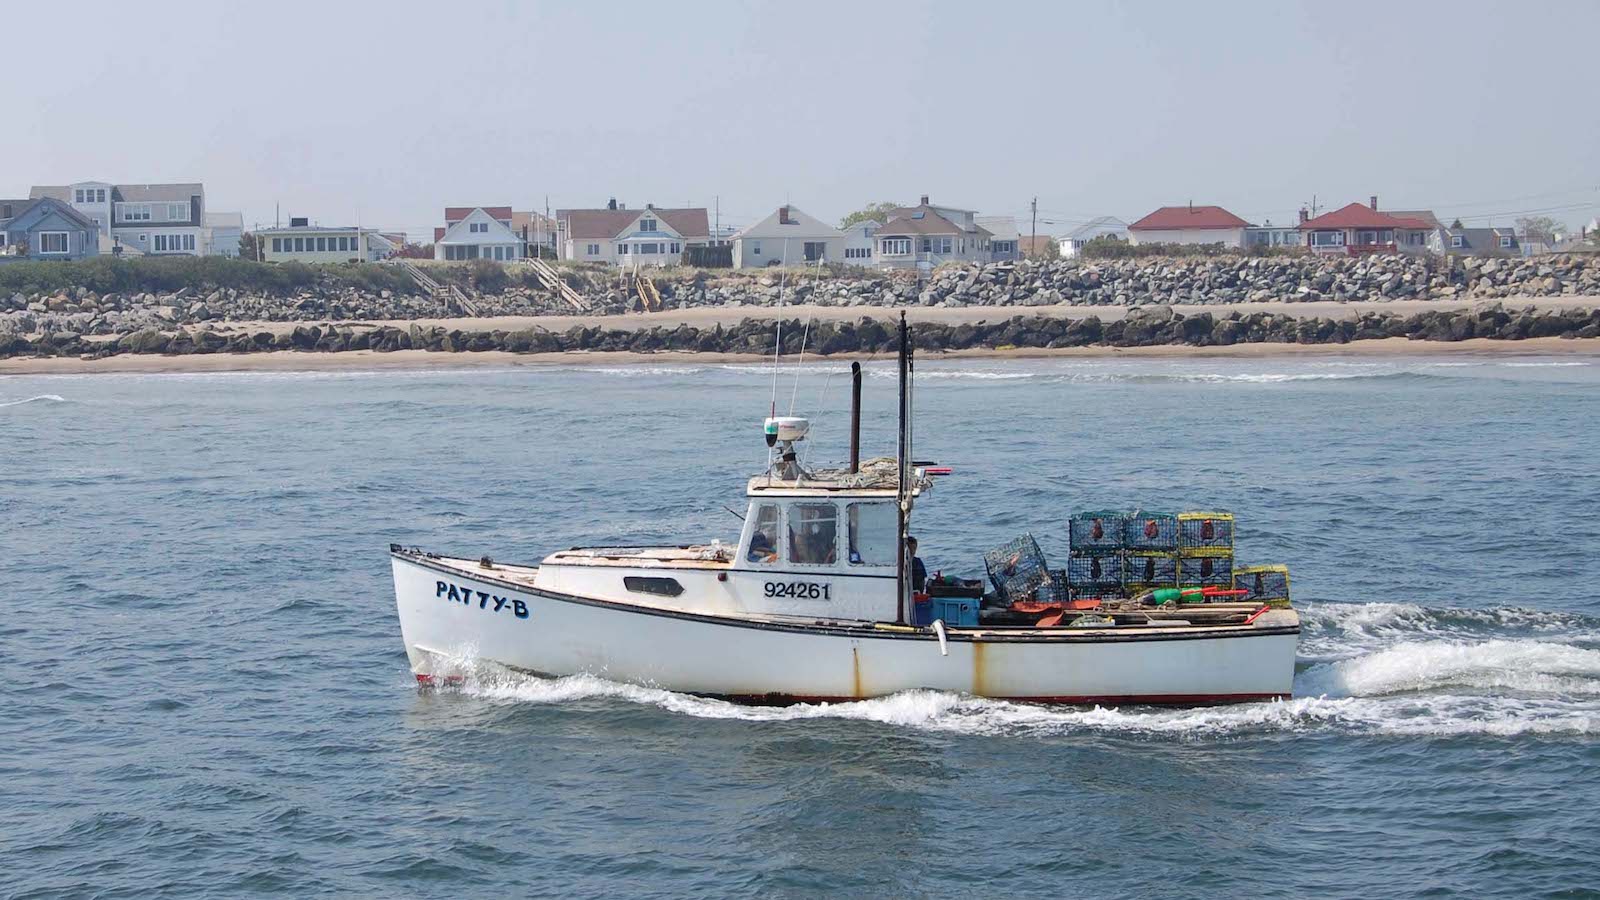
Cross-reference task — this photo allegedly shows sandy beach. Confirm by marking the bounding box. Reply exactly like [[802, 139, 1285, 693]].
[[3, 335, 1596, 376]]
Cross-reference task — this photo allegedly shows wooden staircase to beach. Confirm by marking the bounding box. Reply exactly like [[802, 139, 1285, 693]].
[[520, 257, 588, 311], [634, 273, 662, 312], [397, 260, 481, 317]]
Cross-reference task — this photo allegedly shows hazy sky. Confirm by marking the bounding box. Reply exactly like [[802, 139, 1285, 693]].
[[8, 1, 1598, 240]]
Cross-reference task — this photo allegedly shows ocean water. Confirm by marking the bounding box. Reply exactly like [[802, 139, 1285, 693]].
[[3, 354, 1599, 898]]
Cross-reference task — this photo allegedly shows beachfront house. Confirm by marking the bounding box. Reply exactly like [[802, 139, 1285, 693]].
[[513, 210, 558, 258], [1298, 197, 1435, 256], [840, 220, 880, 266], [732, 205, 845, 268], [204, 211, 244, 257], [557, 199, 711, 266], [434, 206, 523, 261], [27, 180, 239, 257], [1243, 221, 1304, 250], [1430, 224, 1520, 256], [975, 216, 1021, 262], [874, 196, 992, 272], [0, 197, 100, 260], [258, 217, 396, 263], [1127, 205, 1250, 248], [1058, 216, 1129, 257]]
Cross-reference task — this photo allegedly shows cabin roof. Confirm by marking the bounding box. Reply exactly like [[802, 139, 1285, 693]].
[[745, 457, 930, 498]]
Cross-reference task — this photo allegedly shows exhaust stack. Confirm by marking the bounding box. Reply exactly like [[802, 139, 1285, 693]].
[[849, 362, 863, 473]]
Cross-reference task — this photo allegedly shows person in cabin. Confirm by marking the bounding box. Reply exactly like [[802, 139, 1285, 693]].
[[748, 528, 777, 563], [907, 536, 928, 593]]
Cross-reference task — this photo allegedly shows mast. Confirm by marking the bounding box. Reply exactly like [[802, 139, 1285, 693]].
[[895, 311, 911, 625]]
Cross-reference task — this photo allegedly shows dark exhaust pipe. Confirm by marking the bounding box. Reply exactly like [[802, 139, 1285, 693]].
[[849, 361, 863, 473]]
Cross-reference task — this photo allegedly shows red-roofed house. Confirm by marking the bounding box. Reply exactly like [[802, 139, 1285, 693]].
[[556, 199, 710, 266], [1298, 196, 1436, 256], [1128, 205, 1251, 248], [434, 206, 524, 261]]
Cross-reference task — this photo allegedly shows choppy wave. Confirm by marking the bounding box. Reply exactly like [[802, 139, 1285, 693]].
[[0, 394, 67, 407], [433, 600, 1600, 739]]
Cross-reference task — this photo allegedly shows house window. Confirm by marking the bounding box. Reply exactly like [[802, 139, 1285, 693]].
[[747, 504, 780, 564], [938, 237, 953, 254], [671, 242, 680, 254], [641, 242, 659, 254], [1499, 235, 1512, 248], [294, 237, 305, 252], [921, 238, 931, 252], [38, 232, 69, 253], [787, 502, 838, 566], [74, 190, 85, 203], [1451, 235, 1464, 249], [167, 203, 187, 221], [586, 243, 599, 255], [752, 241, 761, 256], [881, 238, 911, 255], [640, 217, 657, 232], [316, 237, 327, 251], [1311, 231, 1345, 246], [96, 189, 106, 203], [272, 238, 283, 252]]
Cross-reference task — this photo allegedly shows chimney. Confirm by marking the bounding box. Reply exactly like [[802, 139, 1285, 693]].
[[1369, 195, 1379, 211], [607, 198, 617, 210], [646, 202, 654, 210], [920, 194, 930, 207], [1299, 208, 1309, 224], [778, 205, 790, 224]]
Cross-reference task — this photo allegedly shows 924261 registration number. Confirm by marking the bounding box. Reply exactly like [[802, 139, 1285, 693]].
[[764, 581, 832, 600]]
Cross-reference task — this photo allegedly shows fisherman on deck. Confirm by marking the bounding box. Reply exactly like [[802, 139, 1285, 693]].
[[907, 536, 928, 593]]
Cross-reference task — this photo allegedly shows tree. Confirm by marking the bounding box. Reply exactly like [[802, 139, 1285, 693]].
[[395, 242, 433, 259], [238, 232, 264, 261], [839, 201, 903, 230], [1516, 216, 1565, 243]]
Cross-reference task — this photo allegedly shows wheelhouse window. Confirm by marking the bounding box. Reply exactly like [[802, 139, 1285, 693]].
[[788, 502, 838, 566], [847, 502, 896, 566], [747, 504, 780, 564]]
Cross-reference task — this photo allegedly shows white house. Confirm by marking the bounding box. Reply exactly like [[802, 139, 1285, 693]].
[[1127, 205, 1250, 248], [434, 206, 523, 261], [1058, 216, 1129, 257], [874, 196, 993, 271], [258, 217, 395, 263], [28, 180, 240, 257], [732, 205, 845, 268], [204, 211, 244, 257], [840, 220, 880, 266], [557, 200, 710, 267]]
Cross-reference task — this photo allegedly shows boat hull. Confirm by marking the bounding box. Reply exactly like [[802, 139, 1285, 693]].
[[393, 553, 1299, 705]]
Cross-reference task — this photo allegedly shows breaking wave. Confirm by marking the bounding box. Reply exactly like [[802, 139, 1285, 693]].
[[429, 600, 1600, 739], [0, 394, 67, 407]]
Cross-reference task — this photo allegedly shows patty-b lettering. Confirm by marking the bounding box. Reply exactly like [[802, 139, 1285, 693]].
[[436, 581, 529, 619]]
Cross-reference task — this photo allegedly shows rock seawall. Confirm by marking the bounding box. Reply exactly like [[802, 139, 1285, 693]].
[[4, 303, 1597, 361]]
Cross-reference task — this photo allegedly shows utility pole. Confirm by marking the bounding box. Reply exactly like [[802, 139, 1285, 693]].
[[715, 195, 720, 245], [1030, 197, 1038, 258]]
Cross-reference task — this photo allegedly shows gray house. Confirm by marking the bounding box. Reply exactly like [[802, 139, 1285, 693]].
[[1430, 225, 1519, 256], [0, 198, 100, 261]]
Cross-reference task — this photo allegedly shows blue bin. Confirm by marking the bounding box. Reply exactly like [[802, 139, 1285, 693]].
[[931, 596, 980, 628]]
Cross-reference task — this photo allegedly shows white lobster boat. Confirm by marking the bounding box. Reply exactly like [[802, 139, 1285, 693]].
[[390, 317, 1299, 705]]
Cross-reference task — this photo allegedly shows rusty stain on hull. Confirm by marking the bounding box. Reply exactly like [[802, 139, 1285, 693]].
[[852, 646, 864, 698], [972, 641, 989, 697]]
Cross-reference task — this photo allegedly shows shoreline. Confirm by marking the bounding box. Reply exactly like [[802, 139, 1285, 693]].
[[4, 337, 1596, 376]]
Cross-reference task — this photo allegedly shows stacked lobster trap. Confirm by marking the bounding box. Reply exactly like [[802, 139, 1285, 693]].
[[980, 509, 1292, 613]]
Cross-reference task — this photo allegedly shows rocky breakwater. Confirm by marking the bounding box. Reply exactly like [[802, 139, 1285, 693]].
[[4, 302, 1597, 362]]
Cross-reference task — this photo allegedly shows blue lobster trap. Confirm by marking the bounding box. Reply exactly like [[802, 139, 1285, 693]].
[[1122, 551, 1179, 590], [983, 532, 1055, 604], [1123, 512, 1179, 552], [1067, 552, 1124, 590], [1069, 511, 1125, 553]]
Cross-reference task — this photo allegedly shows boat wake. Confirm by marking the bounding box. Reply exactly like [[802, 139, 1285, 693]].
[[421, 601, 1598, 739], [0, 394, 67, 408]]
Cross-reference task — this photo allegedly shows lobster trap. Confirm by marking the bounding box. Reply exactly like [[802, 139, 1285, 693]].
[[1069, 511, 1125, 553], [1123, 512, 1179, 552], [983, 532, 1055, 604], [1177, 554, 1233, 590], [1122, 551, 1179, 591], [1066, 552, 1124, 590], [1233, 565, 1292, 608], [1178, 511, 1235, 556]]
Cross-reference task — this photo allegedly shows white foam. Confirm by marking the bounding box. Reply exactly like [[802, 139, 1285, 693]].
[[0, 394, 66, 407], [1298, 639, 1600, 698]]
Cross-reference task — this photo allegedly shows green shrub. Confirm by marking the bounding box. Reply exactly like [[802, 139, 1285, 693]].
[[0, 256, 420, 296]]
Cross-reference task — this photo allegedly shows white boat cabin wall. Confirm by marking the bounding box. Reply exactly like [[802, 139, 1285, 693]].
[[733, 483, 902, 621]]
